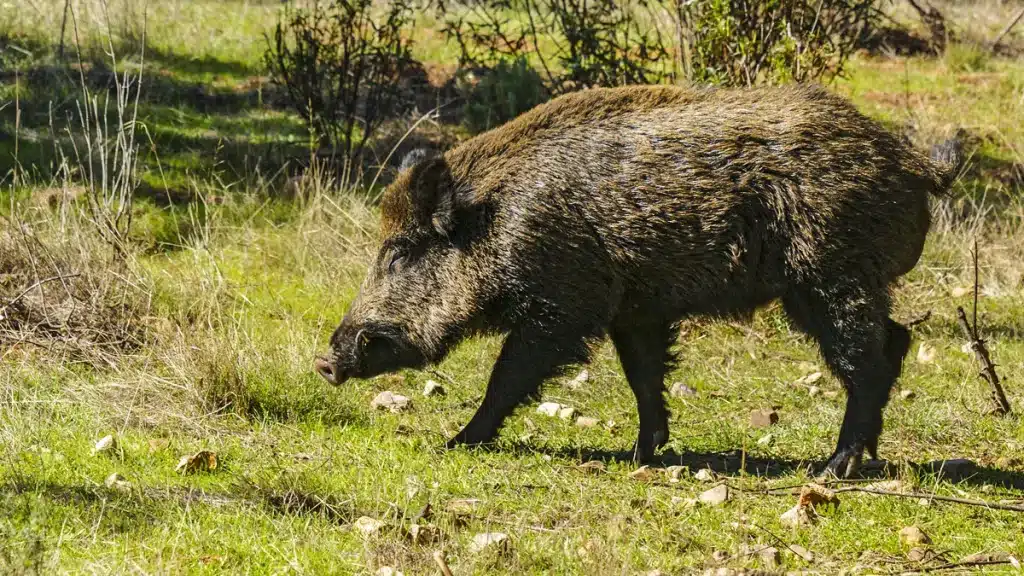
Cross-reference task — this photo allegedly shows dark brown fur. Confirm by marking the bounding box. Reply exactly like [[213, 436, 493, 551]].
[[316, 83, 960, 477]]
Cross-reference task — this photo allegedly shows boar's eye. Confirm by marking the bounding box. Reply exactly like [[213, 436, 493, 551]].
[[387, 250, 407, 274]]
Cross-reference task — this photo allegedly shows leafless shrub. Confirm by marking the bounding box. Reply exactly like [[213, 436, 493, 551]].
[[265, 0, 418, 172]]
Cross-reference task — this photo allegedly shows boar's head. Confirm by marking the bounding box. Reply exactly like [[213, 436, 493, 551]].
[[315, 154, 493, 385]]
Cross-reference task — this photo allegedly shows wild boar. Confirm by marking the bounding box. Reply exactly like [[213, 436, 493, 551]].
[[314, 83, 961, 477]]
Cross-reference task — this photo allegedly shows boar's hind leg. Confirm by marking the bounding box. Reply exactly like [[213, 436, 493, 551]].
[[446, 324, 592, 450], [783, 283, 901, 478], [610, 317, 677, 463]]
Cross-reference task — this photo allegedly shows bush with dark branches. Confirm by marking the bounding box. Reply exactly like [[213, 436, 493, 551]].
[[265, 0, 417, 169]]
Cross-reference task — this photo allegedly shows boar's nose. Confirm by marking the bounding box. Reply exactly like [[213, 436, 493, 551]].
[[314, 357, 337, 385]]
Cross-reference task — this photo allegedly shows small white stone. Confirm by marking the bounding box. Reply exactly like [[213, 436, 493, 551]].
[[670, 382, 697, 397], [469, 532, 511, 555], [695, 468, 717, 482], [92, 435, 116, 455], [780, 504, 815, 527], [803, 372, 823, 384], [808, 385, 821, 397], [757, 434, 774, 446], [536, 402, 562, 417], [568, 369, 589, 390], [370, 391, 410, 413], [666, 465, 688, 481], [698, 484, 730, 506], [104, 472, 130, 491], [354, 516, 386, 537], [916, 342, 936, 364], [558, 406, 577, 420], [575, 416, 600, 428], [422, 380, 445, 397], [376, 568, 403, 576], [901, 389, 916, 401]]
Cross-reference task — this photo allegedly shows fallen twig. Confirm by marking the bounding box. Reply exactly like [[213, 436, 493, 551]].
[[834, 486, 1024, 512], [899, 559, 1016, 575], [989, 6, 1024, 52], [433, 550, 454, 576]]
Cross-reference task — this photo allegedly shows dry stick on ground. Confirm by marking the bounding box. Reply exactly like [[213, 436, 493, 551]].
[[833, 486, 1024, 513], [433, 551, 454, 576], [989, 6, 1024, 52], [956, 238, 1011, 415], [898, 559, 1016, 575]]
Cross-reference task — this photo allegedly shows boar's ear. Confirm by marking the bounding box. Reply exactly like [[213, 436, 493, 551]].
[[409, 155, 460, 236]]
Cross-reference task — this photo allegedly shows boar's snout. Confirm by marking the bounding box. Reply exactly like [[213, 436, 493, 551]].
[[315, 323, 426, 386]]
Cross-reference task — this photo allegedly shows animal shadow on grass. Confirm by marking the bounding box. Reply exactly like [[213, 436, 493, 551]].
[[463, 441, 1024, 491]]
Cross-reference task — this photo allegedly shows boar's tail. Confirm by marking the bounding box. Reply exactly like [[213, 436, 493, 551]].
[[928, 129, 966, 194]]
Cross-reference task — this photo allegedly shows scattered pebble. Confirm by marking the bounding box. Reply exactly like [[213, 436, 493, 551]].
[[951, 286, 970, 298], [900, 389, 916, 401], [104, 472, 130, 491], [536, 402, 562, 417], [758, 546, 780, 569], [808, 385, 821, 397], [469, 532, 511, 555], [407, 523, 440, 545], [422, 380, 445, 397], [175, 451, 218, 475], [795, 371, 823, 385], [694, 468, 717, 482], [371, 391, 411, 413], [577, 460, 606, 474], [629, 465, 657, 482], [666, 465, 688, 481], [899, 525, 931, 547], [711, 550, 729, 562], [558, 406, 577, 420], [962, 552, 1011, 563], [92, 435, 116, 455], [780, 504, 814, 528], [446, 498, 481, 516], [354, 516, 386, 538], [670, 382, 697, 398], [757, 434, 774, 446], [789, 544, 814, 562], [575, 416, 600, 428], [750, 409, 779, 428], [918, 498, 931, 507], [916, 342, 936, 364], [698, 484, 730, 506], [567, 369, 589, 390]]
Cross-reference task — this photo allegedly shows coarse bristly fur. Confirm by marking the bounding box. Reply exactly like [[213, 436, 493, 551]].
[[316, 82, 963, 478]]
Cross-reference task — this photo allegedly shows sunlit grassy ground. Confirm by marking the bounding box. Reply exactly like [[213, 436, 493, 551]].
[[3, 1, 1024, 574]]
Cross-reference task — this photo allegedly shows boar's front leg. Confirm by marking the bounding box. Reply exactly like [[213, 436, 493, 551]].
[[446, 323, 593, 449], [610, 314, 676, 463]]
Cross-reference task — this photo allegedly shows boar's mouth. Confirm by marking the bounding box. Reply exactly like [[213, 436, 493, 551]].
[[315, 325, 426, 386]]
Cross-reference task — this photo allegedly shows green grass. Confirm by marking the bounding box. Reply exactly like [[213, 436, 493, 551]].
[[3, 1, 1024, 574]]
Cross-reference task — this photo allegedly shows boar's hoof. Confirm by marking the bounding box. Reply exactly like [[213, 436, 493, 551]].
[[822, 445, 864, 479], [629, 429, 669, 463], [444, 427, 498, 451]]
